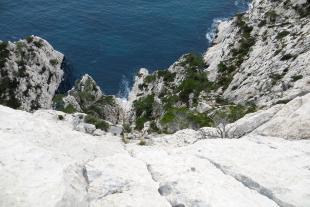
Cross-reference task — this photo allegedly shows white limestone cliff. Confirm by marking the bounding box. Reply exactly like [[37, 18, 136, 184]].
[[204, 0, 310, 107], [0, 36, 64, 111]]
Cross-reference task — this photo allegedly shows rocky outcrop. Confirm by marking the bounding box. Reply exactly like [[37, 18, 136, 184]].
[[0, 36, 64, 111], [204, 0, 310, 107], [52, 74, 125, 135], [55, 74, 123, 125]]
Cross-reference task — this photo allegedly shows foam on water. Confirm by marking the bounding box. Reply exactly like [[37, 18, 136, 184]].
[[205, 18, 228, 44], [117, 76, 131, 99]]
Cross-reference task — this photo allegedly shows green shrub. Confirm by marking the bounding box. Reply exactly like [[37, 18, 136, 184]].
[[162, 94, 179, 110], [134, 95, 154, 117], [49, 59, 58, 66], [83, 96, 116, 118], [228, 104, 256, 122], [63, 104, 77, 114], [160, 107, 213, 132], [276, 31, 290, 39], [26, 36, 34, 43], [232, 36, 255, 67], [177, 67, 213, 105], [52, 94, 65, 110], [188, 112, 213, 127], [291, 75, 303, 82], [0, 77, 21, 109], [215, 96, 230, 105], [144, 74, 156, 83], [216, 62, 236, 90], [180, 53, 206, 69], [96, 95, 115, 106], [213, 104, 256, 124], [85, 115, 109, 131], [160, 108, 177, 124], [235, 13, 253, 34], [16, 41, 26, 52], [133, 95, 155, 130], [33, 40, 44, 48], [157, 70, 176, 82], [0, 41, 9, 68], [135, 116, 149, 130], [123, 124, 132, 133], [215, 16, 255, 91]]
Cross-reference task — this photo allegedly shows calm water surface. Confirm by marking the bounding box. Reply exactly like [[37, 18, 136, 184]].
[[0, 0, 249, 95]]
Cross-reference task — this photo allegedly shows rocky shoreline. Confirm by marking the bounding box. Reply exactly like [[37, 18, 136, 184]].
[[0, 0, 309, 138]]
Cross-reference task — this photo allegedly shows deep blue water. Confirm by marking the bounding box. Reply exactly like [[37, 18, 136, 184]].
[[0, 0, 249, 95]]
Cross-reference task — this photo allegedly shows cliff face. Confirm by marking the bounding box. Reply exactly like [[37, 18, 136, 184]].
[[204, 0, 310, 107], [126, 0, 310, 133], [0, 1, 309, 135], [0, 36, 64, 111], [0, 1, 310, 206]]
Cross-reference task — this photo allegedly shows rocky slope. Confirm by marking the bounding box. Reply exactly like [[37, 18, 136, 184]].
[[0, 36, 64, 111], [52, 74, 124, 135], [55, 74, 122, 124], [204, 0, 310, 106], [0, 93, 310, 207], [125, 0, 310, 134]]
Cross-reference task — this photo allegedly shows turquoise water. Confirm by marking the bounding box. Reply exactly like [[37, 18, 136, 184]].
[[0, 0, 249, 95]]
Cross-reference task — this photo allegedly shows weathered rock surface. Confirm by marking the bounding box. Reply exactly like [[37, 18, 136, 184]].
[[1, 93, 309, 207], [204, 0, 310, 107], [255, 92, 310, 139], [0, 105, 170, 207], [0, 36, 64, 111]]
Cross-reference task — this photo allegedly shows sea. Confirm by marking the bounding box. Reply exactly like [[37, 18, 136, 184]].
[[0, 0, 250, 96]]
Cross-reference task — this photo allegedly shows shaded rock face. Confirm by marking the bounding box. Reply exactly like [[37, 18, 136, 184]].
[[61, 74, 123, 125], [204, 0, 310, 107], [0, 36, 64, 111], [57, 57, 76, 93]]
